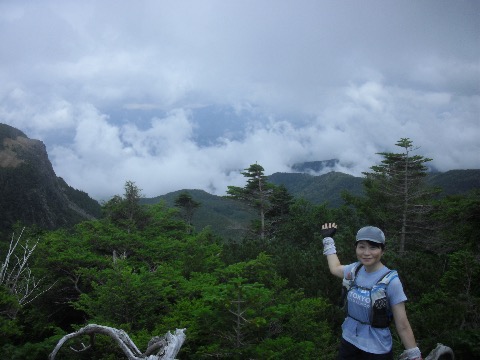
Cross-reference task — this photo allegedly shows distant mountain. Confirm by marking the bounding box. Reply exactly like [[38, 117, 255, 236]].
[[427, 169, 480, 195], [291, 159, 340, 173], [268, 171, 363, 207], [1, 122, 478, 240], [274, 164, 480, 205], [0, 123, 101, 234], [141, 189, 256, 240], [141, 171, 364, 240], [144, 168, 479, 239]]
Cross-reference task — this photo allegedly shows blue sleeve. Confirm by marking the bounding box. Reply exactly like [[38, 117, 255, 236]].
[[343, 262, 359, 278], [388, 277, 408, 306]]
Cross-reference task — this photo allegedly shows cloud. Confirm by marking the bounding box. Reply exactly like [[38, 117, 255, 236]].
[[0, 0, 478, 200], [46, 77, 478, 201]]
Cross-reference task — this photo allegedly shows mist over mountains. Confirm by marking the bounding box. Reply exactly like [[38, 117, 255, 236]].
[[0, 123, 478, 237]]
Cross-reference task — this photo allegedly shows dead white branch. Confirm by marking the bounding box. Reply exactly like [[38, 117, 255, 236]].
[[425, 343, 455, 360], [49, 324, 186, 360], [0, 228, 55, 316]]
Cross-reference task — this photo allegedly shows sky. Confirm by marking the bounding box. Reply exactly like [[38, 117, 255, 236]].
[[1, 0, 479, 201]]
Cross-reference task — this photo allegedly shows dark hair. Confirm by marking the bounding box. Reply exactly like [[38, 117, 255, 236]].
[[355, 240, 385, 251]]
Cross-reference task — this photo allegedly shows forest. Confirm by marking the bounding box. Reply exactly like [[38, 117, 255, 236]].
[[1, 138, 479, 359]]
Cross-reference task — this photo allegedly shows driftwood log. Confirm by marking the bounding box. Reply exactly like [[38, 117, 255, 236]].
[[48, 324, 186, 360], [399, 343, 454, 360]]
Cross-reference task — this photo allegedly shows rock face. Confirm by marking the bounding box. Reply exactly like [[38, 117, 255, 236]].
[[0, 123, 101, 232]]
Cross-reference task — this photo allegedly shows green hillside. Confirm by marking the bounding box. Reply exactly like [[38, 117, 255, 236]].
[[268, 171, 364, 207], [141, 170, 480, 240], [427, 169, 480, 195], [141, 189, 256, 240]]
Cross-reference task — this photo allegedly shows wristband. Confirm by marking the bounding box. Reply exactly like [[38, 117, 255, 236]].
[[322, 237, 337, 255], [405, 347, 422, 360]]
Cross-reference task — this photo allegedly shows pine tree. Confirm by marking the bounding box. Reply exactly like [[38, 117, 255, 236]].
[[174, 191, 201, 232], [357, 138, 438, 252], [226, 163, 274, 239], [265, 184, 294, 239], [102, 181, 148, 232]]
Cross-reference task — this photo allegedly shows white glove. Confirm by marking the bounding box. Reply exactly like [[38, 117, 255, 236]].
[[322, 237, 337, 255], [402, 347, 422, 360]]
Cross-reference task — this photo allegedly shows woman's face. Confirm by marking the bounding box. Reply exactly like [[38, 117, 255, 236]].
[[356, 240, 384, 267]]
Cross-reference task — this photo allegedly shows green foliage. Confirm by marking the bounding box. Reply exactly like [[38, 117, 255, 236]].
[[427, 170, 480, 196], [75, 260, 181, 331], [142, 189, 256, 241], [1, 140, 478, 359], [0, 286, 21, 341], [401, 239, 480, 358], [174, 191, 201, 229], [255, 337, 317, 360], [227, 163, 280, 239], [136, 170, 479, 244], [430, 190, 480, 253], [101, 180, 150, 232], [345, 138, 439, 253], [269, 171, 364, 208], [2, 335, 61, 360]]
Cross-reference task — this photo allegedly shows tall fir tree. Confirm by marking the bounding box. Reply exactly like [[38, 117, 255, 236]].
[[226, 163, 274, 239], [346, 138, 438, 253], [174, 191, 201, 233], [101, 181, 149, 232]]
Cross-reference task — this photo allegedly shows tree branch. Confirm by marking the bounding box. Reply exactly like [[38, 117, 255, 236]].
[[399, 343, 454, 360], [49, 324, 186, 360]]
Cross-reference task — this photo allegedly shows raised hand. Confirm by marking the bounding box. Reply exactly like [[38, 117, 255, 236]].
[[321, 222, 337, 238]]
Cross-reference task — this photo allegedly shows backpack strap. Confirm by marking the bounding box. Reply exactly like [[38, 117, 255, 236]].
[[383, 270, 398, 284], [369, 269, 398, 328], [377, 270, 398, 286], [345, 262, 362, 283], [339, 262, 363, 307]]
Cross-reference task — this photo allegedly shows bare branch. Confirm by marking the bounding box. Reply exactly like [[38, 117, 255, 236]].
[[1, 228, 55, 317], [49, 324, 186, 360]]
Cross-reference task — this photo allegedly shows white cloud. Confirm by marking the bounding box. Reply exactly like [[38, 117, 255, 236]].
[[0, 0, 478, 200]]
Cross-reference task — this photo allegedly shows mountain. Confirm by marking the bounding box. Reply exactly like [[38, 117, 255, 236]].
[[0, 123, 101, 233], [427, 169, 480, 195], [141, 189, 256, 240], [290, 159, 340, 173], [144, 168, 479, 239], [1, 122, 478, 239], [268, 171, 363, 207], [269, 168, 480, 205]]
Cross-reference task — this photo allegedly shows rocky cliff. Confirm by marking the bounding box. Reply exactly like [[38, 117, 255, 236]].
[[0, 123, 101, 232]]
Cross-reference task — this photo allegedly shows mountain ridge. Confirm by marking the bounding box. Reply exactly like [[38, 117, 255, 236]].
[[145, 168, 479, 239], [0, 123, 102, 233], [1, 123, 478, 237]]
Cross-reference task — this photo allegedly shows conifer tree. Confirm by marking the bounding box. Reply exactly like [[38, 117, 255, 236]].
[[350, 138, 438, 252], [227, 163, 274, 239], [102, 181, 148, 232], [265, 184, 294, 239], [174, 191, 201, 232]]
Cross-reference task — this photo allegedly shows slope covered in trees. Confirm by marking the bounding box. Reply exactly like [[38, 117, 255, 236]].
[[0, 138, 479, 359], [142, 189, 256, 240]]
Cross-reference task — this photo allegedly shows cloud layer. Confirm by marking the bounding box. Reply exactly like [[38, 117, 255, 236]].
[[1, 0, 479, 200]]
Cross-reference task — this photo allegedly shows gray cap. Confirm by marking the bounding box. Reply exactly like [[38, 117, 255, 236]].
[[356, 226, 385, 244]]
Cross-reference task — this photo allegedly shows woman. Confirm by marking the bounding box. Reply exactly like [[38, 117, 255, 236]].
[[321, 222, 422, 360]]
